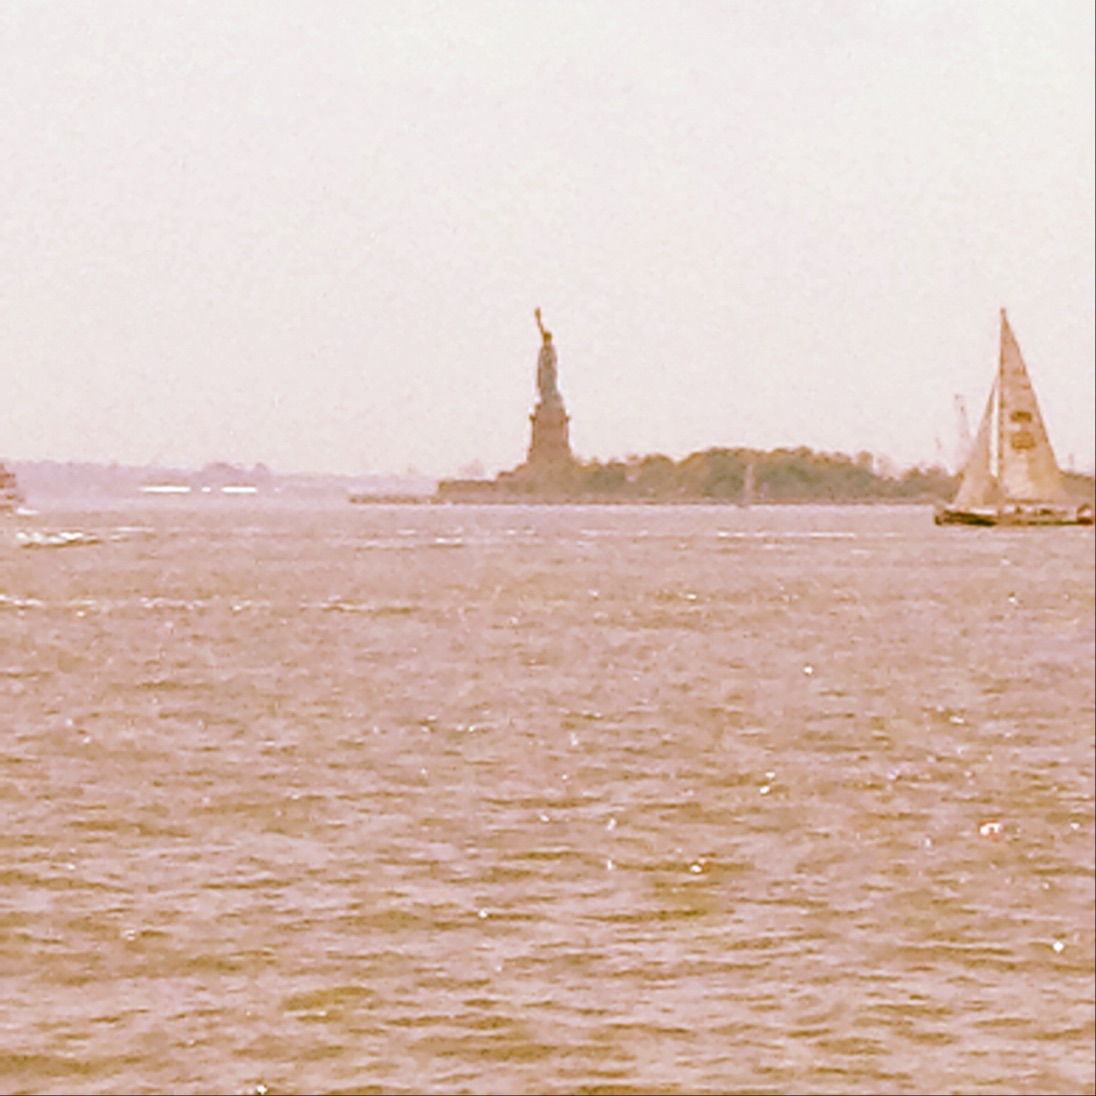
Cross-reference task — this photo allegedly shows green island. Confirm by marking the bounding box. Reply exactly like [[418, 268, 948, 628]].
[[436, 448, 1094, 505], [437, 447, 951, 505]]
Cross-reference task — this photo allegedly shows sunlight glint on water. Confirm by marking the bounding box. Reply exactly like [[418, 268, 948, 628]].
[[1, 503, 1093, 1095]]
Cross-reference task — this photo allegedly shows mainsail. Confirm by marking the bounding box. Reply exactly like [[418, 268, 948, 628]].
[[996, 311, 1068, 503]]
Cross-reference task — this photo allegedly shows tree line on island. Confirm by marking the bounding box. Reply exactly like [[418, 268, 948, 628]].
[[437, 447, 1095, 505], [436, 447, 957, 504], [571, 448, 952, 503]]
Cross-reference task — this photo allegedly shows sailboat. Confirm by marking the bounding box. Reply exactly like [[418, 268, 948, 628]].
[[935, 310, 1094, 527]]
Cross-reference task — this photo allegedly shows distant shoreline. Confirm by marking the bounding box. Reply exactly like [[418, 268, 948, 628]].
[[5, 455, 1093, 509], [354, 493, 942, 507]]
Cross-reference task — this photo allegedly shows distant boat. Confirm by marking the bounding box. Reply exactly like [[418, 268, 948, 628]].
[[16, 530, 101, 550], [935, 310, 1094, 527], [740, 454, 756, 508], [140, 484, 192, 495]]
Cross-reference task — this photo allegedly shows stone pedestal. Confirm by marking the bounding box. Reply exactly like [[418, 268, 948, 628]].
[[526, 398, 573, 469]]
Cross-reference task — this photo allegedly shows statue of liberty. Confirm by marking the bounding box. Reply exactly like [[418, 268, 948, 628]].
[[534, 308, 560, 404], [524, 306, 573, 471]]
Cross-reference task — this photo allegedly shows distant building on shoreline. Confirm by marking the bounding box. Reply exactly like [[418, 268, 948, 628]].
[[0, 460, 21, 511]]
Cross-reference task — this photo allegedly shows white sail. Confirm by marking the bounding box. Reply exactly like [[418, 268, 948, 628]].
[[996, 311, 1068, 503], [951, 381, 997, 510]]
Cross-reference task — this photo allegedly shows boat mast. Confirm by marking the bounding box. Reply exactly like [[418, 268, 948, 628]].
[[996, 308, 1006, 490]]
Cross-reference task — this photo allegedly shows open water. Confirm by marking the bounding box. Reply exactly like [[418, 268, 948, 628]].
[[0, 502, 1093, 1095]]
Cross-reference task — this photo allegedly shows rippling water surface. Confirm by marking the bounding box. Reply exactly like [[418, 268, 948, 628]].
[[1, 502, 1093, 1095]]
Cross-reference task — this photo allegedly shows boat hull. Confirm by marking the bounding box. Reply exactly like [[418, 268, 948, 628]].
[[935, 504, 1094, 527]]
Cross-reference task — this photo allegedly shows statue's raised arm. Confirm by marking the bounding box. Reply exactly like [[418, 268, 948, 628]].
[[535, 307, 551, 344]]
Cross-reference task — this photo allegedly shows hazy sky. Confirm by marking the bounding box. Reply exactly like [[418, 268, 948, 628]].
[[3, 1, 1094, 476]]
